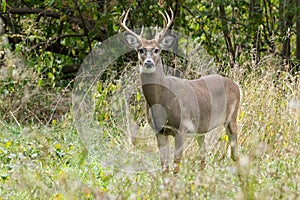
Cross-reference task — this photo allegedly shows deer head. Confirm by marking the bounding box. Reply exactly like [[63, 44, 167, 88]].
[[119, 8, 177, 73]]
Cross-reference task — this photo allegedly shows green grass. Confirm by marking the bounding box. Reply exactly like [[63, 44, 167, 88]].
[[1, 57, 300, 199]]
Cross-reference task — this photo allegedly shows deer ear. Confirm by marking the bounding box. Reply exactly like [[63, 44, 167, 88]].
[[159, 34, 177, 49], [124, 33, 142, 48]]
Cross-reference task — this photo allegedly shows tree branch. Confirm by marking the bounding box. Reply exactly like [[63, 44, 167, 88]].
[[3, 7, 108, 42], [3, 7, 94, 30], [219, 3, 235, 67], [30, 33, 86, 51], [73, 0, 92, 52], [61, 64, 81, 74]]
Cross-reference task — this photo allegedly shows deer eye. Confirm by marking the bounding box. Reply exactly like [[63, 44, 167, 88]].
[[138, 48, 145, 54], [153, 48, 159, 54]]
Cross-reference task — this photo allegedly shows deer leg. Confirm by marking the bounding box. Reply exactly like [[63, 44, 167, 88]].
[[174, 132, 186, 175], [226, 121, 238, 161], [156, 133, 170, 174]]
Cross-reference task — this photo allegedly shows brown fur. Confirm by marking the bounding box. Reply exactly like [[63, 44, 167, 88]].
[[141, 58, 240, 174], [120, 9, 240, 174]]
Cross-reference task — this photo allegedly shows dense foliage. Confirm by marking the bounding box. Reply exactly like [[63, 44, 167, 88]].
[[2, 0, 300, 71]]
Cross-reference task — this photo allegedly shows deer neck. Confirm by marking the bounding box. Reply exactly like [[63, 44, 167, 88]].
[[140, 58, 167, 105]]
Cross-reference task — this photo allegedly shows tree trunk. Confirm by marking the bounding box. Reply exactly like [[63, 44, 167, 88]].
[[219, 3, 235, 67], [280, 0, 294, 59], [249, 0, 262, 64], [295, 0, 300, 72], [296, 0, 300, 60]]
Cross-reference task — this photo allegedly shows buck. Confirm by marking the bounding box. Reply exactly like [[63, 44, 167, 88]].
[[119, 9, 241, 174]]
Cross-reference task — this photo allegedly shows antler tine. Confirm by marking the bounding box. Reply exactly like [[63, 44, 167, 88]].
[[156, 8, 174, 40], [165, 8, 174, 30], [140, 25, 144, 36], [158, 10, 168, 27], [119, 9, 141, 39]]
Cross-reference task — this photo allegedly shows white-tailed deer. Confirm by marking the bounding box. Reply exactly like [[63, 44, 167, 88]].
[[119, 8, 241, 174]]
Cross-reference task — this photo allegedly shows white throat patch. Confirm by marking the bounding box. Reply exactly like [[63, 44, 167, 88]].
[[140, 65, 156, 73]]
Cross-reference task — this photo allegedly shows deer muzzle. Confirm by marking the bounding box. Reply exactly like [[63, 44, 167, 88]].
[[144, 60, 154, 68]]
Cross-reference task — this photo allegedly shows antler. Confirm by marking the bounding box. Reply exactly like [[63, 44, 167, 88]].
[[119, 8, 173, 41], [156, 8, 174, 40], [119, 9, 143, 40]]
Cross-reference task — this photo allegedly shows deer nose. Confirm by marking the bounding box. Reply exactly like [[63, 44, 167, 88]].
[[144, 60, 154, 68]]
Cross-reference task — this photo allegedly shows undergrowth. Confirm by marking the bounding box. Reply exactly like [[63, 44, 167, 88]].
[[0, 54, 299, 199]]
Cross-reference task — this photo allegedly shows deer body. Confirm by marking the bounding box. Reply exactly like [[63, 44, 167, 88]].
[[120, 9, 240, 174]]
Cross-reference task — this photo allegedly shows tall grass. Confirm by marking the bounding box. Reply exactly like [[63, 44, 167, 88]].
[[0, 55, 299, 199]]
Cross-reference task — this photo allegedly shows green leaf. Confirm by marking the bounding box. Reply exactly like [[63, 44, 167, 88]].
[[136, 92, 141, 101], [1, 0, 6, 13], [37, 79, 43, 87]]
